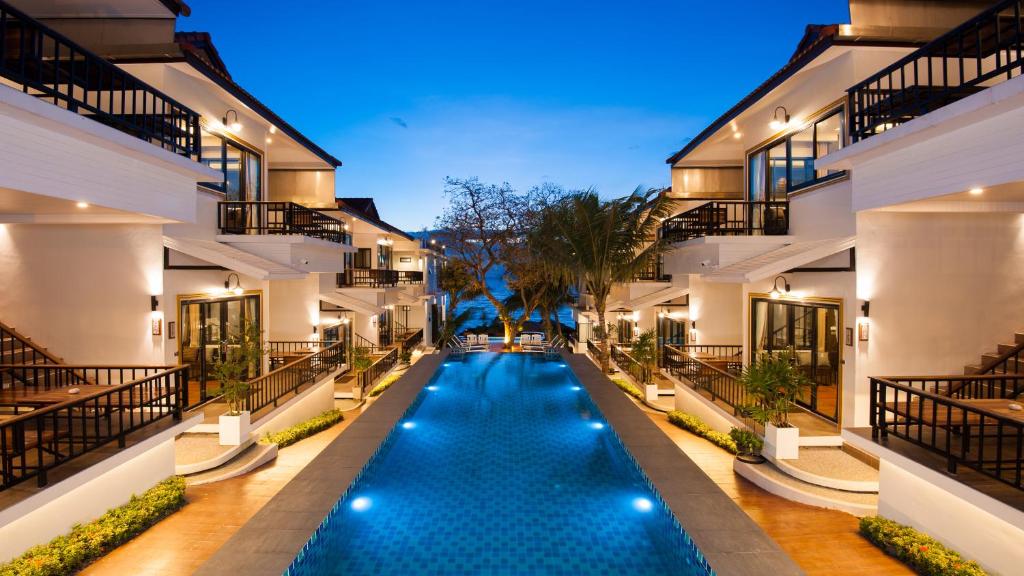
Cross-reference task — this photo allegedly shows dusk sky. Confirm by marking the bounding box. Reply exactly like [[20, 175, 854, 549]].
[[179, 1, 850, 231]]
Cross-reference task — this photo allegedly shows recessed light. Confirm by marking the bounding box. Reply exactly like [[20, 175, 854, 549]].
[[76, 202, 89, 209], [265, 137, 273, 144], [350, 497, 372, 511], [632, 497, 654, 512], [733, 132, 742, 139], [401, 422, 416, 430], [969, 187, 984, 196], [589, 422, 605, 430]]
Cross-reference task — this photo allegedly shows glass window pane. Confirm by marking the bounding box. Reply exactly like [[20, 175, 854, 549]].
[[789, 124, 815, 189], [767, 142, 787, 199], [224, 142, 243, 201], [200, 130, 224, 190], [748, 151, 766, 202], [814, 113, 843, 179]]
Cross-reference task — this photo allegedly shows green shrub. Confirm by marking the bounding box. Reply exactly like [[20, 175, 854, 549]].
[[0, 476, 186, 576], [368, 372, 403, 397], [262, 410, 343, 448], [610, 377, 644, 400], [729, 427, 763, 454], [666, 410, 738, 454], [859, 516, 986, 576]]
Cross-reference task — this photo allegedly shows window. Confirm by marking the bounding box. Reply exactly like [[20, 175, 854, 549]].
[[354, 248, 372, 269], [378, 244, 393, 270], [747, 107, 846, 200], [200, 129, 263, 201]]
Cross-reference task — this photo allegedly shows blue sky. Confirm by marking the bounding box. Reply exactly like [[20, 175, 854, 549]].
[[179, 1, 850, 230]]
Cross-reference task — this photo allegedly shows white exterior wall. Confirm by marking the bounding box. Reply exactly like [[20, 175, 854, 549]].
[[688, 276, 743, 345], [0, 224, 166, 364], [271, 276, 322, 342], [788, 180, 856, 239]]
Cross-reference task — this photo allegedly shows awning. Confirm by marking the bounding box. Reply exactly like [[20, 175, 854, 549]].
[[704, 236, 855, 283], [320, 292, 383, 317], [163, 236, 306, 280]]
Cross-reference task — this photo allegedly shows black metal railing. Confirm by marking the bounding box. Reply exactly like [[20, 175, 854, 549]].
[[245, 341, 345, 415], [661, 201, 789, 243], [337, 268, 399, 288], [0, 0, 199, 157], [871, 374, 1024, 491], [663, 345, 750, 415], [398, 270, 424, 284], [610, 344, 650, 384], [849, 0, 1024, 142], [267, 340, 340, 370], [400, 329, 423, 355], [977, 340, 1024, 376], [0, 322, 60, 367], [358, 347, 398, 394], [0, 364, 170, 391], [217, 202, 350, 244], [631, 258, 671, 282], [1, 366, 184, 489]]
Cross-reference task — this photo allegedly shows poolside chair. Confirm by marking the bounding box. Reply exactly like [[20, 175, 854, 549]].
[[521, 333, 545, 353], [468, 334, 488, 352], [447, 337, 468, 357]]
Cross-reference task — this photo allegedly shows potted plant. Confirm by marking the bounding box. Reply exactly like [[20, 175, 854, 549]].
[[739, 351, 809, 460], [729, 427, 766, 464], [630, 328, 659, 402], [351, 346, 373, 400], [212, 320, 262, 446], [399, 347, 412, 367]]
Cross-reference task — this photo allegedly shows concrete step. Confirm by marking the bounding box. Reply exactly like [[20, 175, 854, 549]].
[[767, 446, 879, 493], [184, 442, 277, 486], [174, 433, 256, 475], [734, 459, 878, 517]]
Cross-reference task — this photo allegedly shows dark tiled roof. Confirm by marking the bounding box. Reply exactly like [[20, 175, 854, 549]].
[[159, 0, 190, 16], [174, 32, 229, 78], [334, 198, 414, 241], [172, 32, 342, 168]]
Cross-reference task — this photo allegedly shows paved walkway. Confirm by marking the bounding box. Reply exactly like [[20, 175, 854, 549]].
[[647, 414, 911, 576]]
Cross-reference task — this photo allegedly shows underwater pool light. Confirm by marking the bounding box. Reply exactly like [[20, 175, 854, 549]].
[[351, 497, 372, 512], [632, 497, 653, 512], [558, 363, 567, 368], [589, 422, 605, 430], [427, 385, 439, 392], [402, 421, 416, 430], [571, 386, 581, 391]]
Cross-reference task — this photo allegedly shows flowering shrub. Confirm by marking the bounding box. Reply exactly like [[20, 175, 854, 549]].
[[262, 410, 343, 448], [368, 372, 403, 397], [859, 516, 987, 576], [610, 377, 644, 400], [0, 477, 186, 576], [666, 410, 738, 454]]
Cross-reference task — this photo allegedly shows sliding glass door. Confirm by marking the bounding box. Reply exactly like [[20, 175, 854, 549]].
[[751, 297, 840, 422], [178, 294, 261, 409]]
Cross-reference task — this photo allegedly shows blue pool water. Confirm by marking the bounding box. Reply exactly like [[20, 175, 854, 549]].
[[287, 354, 713, 575]]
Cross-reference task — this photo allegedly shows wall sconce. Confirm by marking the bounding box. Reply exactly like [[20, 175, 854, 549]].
[[769, 106, 790, 130], [223, 109, 242, 132], [224, 273, 244, 296], [150, 295, 159, 312], [691, 320, 697, 330], [313, 325, 318, 335], [861, 300, 871, 317], [770, 276, 791, 299], [858, 321, 870, 342]]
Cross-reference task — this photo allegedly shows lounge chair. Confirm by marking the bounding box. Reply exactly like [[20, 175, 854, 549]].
[[466, 334, 488, 352], [521, 333, 545, 353]]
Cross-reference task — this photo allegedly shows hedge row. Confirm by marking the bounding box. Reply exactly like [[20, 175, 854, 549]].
[[610, 377, 644, 401], [0, 476, 186, 576], [368, 372, 403, 397], [262, 409, 344, 448], [666, 410, 738, 454], [859, 516, 986, 576]]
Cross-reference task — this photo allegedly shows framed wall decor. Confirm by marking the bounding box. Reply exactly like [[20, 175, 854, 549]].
[[844, 327, 853, 347]]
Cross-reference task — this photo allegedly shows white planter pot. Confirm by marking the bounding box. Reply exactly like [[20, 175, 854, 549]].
[[645, 384, 659, 404], [219, 411, 251, 446], [764, 423, 800, 460]]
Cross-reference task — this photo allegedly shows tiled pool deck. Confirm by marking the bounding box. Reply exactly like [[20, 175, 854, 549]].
[[197, 350, 802, 575]]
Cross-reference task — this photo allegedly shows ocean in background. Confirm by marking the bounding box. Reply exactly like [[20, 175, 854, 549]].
[[456, 265, 575, 332]]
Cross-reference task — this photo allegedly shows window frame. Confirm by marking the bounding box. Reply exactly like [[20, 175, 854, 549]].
[[746, 105, 847, 199], [199, 129, 264, 201]]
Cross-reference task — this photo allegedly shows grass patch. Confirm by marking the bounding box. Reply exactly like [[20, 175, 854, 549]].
[[666, 410, 738, 454], [0, 476, 186, 576], [610, 376, 644, 401], [261, 409, 343, 448], [368, 371, 403, 397], [859, 516, 987, 576]]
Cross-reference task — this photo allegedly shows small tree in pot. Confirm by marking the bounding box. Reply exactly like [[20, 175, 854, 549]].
[[351, 346, 373, 399], [629, 328, 658, 387], [729, 427, 765, 464], [739, 351, 809, 460], [212, 320, 263, 446]]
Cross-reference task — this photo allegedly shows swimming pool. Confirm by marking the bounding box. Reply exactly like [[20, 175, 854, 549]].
[[286, 353, 714, 575]]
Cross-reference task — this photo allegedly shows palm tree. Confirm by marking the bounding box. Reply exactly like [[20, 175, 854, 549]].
[[542, 187, 675, 373]]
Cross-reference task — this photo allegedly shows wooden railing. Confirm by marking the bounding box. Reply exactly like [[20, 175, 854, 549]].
[[0, 0, 199, 157], [0, 322, 61, 366], [357, 347, 398, 394], [1, 366, 184, 489], [663, 345, 750, 416], [217, 202, 350, 244], [610, 344, 650, 384], [398, 270, 424, 284], [660, 200, 789, 243], [337, 268, 399, 288], [267, 340, 340, 370], [400, 329, 423, 354], [245, 341, 345, 415], [977, 341, 1024, 376], [849, 0, 1024, 142], [630, 258, 671, 282], [871, 374, 1024, 490]]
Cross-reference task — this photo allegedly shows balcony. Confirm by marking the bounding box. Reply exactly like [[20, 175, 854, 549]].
[[661, 200, 788, 244], [630, 259, 671, 283], [337, 268, 399, 288], [849, 0, 1024, 142], [398, 270, 423, 284], [0, 0, 199, 158], [217, 202, 351, 245]]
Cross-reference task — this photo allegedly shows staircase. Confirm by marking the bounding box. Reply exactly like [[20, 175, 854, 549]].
[[964, 331, 1024, 375], [0, 321, 65, 390]]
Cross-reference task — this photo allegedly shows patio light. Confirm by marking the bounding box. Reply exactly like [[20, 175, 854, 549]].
[[223, 109, 242, 132], [769, 275, 790, 299], [224, 273, 244, 296], [769, 106, 790, 130]]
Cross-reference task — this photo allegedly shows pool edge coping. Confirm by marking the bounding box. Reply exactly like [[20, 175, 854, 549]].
[[193, 352, 447, 576], [563, 351, 806, 576]]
